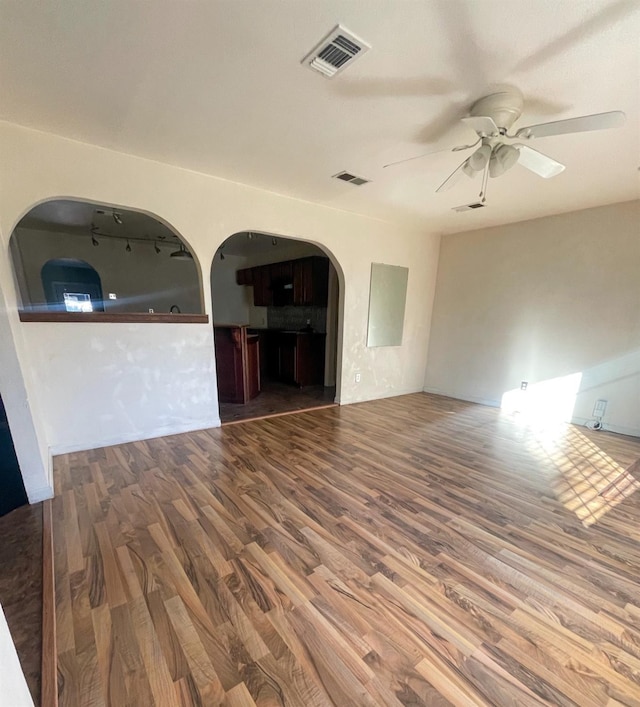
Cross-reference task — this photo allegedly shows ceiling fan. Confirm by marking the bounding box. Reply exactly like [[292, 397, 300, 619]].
[[385, 90, 625, 198]]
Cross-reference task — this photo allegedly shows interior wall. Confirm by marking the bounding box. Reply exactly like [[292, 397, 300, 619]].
[[0, 276, 50, 501], [0, 121, 440, 468], [13, 226, 202, 314], [425, 200, 640, 436], [210, 253, 249, 325]]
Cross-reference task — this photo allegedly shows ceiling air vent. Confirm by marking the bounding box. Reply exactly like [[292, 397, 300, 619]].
[[302, 25, 370, 78], [452, 202, 486, 212], [333, 171, 371, 186]]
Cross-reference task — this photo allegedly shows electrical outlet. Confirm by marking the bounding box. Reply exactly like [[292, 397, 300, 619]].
[[520, 381, 528, 391], [355, 372, 361, 383], [148, 308, 154, 313], [108, 293, 117, 300]]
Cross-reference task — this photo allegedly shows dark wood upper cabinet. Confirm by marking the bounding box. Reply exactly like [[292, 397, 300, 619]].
[[236, 256, 329, 308], [251, 266, 272, 306]]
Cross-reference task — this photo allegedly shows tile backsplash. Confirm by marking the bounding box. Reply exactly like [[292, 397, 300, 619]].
[[267, 306, 327, 333]]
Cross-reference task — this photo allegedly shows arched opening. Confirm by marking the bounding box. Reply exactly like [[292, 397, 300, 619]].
[[10, 198, 204, 316], [41, 258, 104, 312], [211, 231, 343, 423]]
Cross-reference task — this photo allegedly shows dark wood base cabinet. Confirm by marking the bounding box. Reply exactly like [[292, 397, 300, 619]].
[[214, 326, 261, 404], [266, 332, 325, 388]]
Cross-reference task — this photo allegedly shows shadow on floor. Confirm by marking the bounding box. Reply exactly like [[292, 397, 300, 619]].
[[219, 379, 336, 423]]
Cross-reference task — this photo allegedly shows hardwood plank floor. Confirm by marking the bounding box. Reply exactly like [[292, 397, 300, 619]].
[[52, 393, 640, 706], [0, 502, 43, 704]]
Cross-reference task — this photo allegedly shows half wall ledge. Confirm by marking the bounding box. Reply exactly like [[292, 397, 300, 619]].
[[18, 312, 209, 324]]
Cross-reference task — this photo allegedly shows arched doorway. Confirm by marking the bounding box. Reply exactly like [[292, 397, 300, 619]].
[[41, 258, 104, 312], [210, 231, 342, 423]]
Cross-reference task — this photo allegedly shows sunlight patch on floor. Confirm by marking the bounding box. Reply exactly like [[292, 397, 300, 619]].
[[541, 425, 640, 527]]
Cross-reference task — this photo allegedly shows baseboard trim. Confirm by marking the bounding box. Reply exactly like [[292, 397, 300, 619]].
[[48, 418, 222, 456], [27, 485, 54, 504], [571, 416, 640, 438], [41, 500, 57, 707], [422, 387, 501, 408], [340, 387, 425, 406]]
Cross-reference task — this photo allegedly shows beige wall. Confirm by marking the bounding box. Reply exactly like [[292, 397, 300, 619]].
[[0, 121, 440, 495], [425, 200, 640, 435]]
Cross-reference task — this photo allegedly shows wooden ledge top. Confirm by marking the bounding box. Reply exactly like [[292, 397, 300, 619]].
[[19, 311, 209, 324]]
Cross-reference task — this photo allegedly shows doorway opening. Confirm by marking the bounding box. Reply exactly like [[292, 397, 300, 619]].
[[41, 258, 105, 312], [211, 232, 342, 424], [0, 394, 28, 517]]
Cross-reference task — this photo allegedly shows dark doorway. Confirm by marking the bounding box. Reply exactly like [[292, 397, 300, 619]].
[[0, 395, 28, 516], [41, 258, 104, 312]]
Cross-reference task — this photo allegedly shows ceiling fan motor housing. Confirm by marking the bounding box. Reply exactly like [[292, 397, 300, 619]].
[[470, 91, 524, 132]]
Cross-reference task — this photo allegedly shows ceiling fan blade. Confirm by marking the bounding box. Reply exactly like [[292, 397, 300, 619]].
[[461, 116, 499, 136], [515, 144, 565, 178], [515, 111, 625, 139], [436, 157, 469, 193]]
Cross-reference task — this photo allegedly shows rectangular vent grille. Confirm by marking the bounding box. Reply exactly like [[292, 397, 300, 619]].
[[333, 171, 371, 186], [303, 25, 370, 78], [452, 202, 486, 212]]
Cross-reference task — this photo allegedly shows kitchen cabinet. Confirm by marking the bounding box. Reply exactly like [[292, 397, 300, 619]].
[[236, 256, 329, 307], [266, 331, 326, 387], [214, 325, 261, 403], [293, 257, 329, 306], [251, 266, 272, 306]]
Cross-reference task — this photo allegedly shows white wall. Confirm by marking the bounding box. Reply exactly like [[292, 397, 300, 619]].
[[0, 604, 34, 707], [13, 225, 202, 314], [0, 121, 440, 488], [425, 200, 640, 436], [0, 277, 50, 502]]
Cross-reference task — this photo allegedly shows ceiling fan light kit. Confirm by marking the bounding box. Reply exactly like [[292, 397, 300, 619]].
[[388, 88, 625, 203]]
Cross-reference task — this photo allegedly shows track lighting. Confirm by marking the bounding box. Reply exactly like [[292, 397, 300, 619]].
[[220, 252, 225, 260], [170, 244, 193, 260], [125, 240, 132, 252], [113, 212, 123, 225], [247, 232, 255, 240], [154, 242, 161, 254], [272, 237, 277, 246], [91, 236, 99, 247]]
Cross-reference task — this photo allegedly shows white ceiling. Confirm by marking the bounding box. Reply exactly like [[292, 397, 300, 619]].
[[1, 0, 638, 234]]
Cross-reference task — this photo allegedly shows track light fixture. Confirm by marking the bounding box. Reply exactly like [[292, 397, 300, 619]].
[[125, 240, 132, 253], [113, 211, 123, 225], [220, 252, 225, 260], [91, 236, 99, 247], [272, 237, 277, 246], [170, 244, 193, 260], [154, 242, 161, 254]]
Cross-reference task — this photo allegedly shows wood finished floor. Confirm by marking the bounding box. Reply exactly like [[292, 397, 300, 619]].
[[52, 393, 640, 706], [218, 380, 336, 424], [0, 502, 43, 704]]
